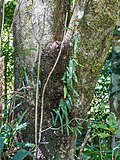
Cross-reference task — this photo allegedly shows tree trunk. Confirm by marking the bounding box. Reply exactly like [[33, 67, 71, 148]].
[[110, 14, 120, 148], [13, 0, 118, 159]]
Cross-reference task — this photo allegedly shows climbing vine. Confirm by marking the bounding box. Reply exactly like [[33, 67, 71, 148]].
[[51, 32, 82, 135]]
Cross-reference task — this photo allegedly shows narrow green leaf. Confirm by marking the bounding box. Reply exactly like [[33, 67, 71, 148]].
[[38, 80, 41, 88], [67, 94, 72, 105], [98, 124, 108, 129], [64, 85, 67, 99], [18, 109, 28, 125], [15, 142, 34, 148], [24, 69, 29, 85], [73, 72, 78, 83], [65, 99, 71, 109], [0, 136, 4, 156], [15, 122, 28, 132], [68, 126, 74, 133], [53, 107, 63, 127], [9, 102, 23, 115], [73, 89, 79, 97], [75, 127, 82, 135], [57, 111, 63, 126], [13, 149, 33, 160], [53, 106, 61, 125], [59, 99, 66, 107], [50, 112, 55, 126], [98, 133, 110, 138]]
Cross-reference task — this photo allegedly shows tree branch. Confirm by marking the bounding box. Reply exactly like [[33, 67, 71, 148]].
[[46, 0, 88, 51]]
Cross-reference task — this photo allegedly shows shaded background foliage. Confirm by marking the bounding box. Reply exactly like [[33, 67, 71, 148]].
[[2, 0, 16, 94]]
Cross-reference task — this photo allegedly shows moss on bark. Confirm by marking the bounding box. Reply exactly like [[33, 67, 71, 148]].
[[13, 0, 119, 159]]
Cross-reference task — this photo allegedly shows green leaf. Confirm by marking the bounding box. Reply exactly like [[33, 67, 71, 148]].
[[106, 113, 117, 129], [53, 108, 63, 127], [98, 132, 110, 138], [22, 81, 26, 93], [65, 99, 71, 109], [68, 126, 74, 133], [73, 72, 78, 83], [38, 80, 41, 88], [92, 123, 108, 130], [15, 123, 28, 132], [98, 124, 108, 129], [75, 127, 82, 135], [0, 136, 4, 156], [53, 106, 61, 125], [59, 99, 66, 107], [13, 149, 33, 160], [62, 72, 67, 83], [68, 60, 74, 79], [23, 69, 29, 85], [14, 102, 23, 110], [73, 89, 79, 97], [114, 26, 120, 36], [51, 112, 55, 126], [67, 78, 73, 89], [18, 109, 28, 125], [15, 142, 34, 148], [64, 85, 67, 99], [67, 94, 72, 104]]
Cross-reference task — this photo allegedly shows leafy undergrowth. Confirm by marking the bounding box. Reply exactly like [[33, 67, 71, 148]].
[[76, 58, 120, 160], [0, 89, 35, 160]]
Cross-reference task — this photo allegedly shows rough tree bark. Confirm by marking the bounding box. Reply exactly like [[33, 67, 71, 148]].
[[13, 0, 118, 159], [110, 14, 120, 148]]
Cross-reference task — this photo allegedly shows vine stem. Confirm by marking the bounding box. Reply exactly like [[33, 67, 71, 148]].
[[40, 117, 86, 133], [38, 12, 68, 143], [35, 32, 43, 147], [35, 2, 45, 149], [78, 127, 91, 160], [111, 134, 115, 160], [99, 137, 103, 160]]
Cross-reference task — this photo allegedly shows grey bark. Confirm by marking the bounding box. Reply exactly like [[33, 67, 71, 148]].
[[110, 15, 120, 149], [13, 0, 118, 159]]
